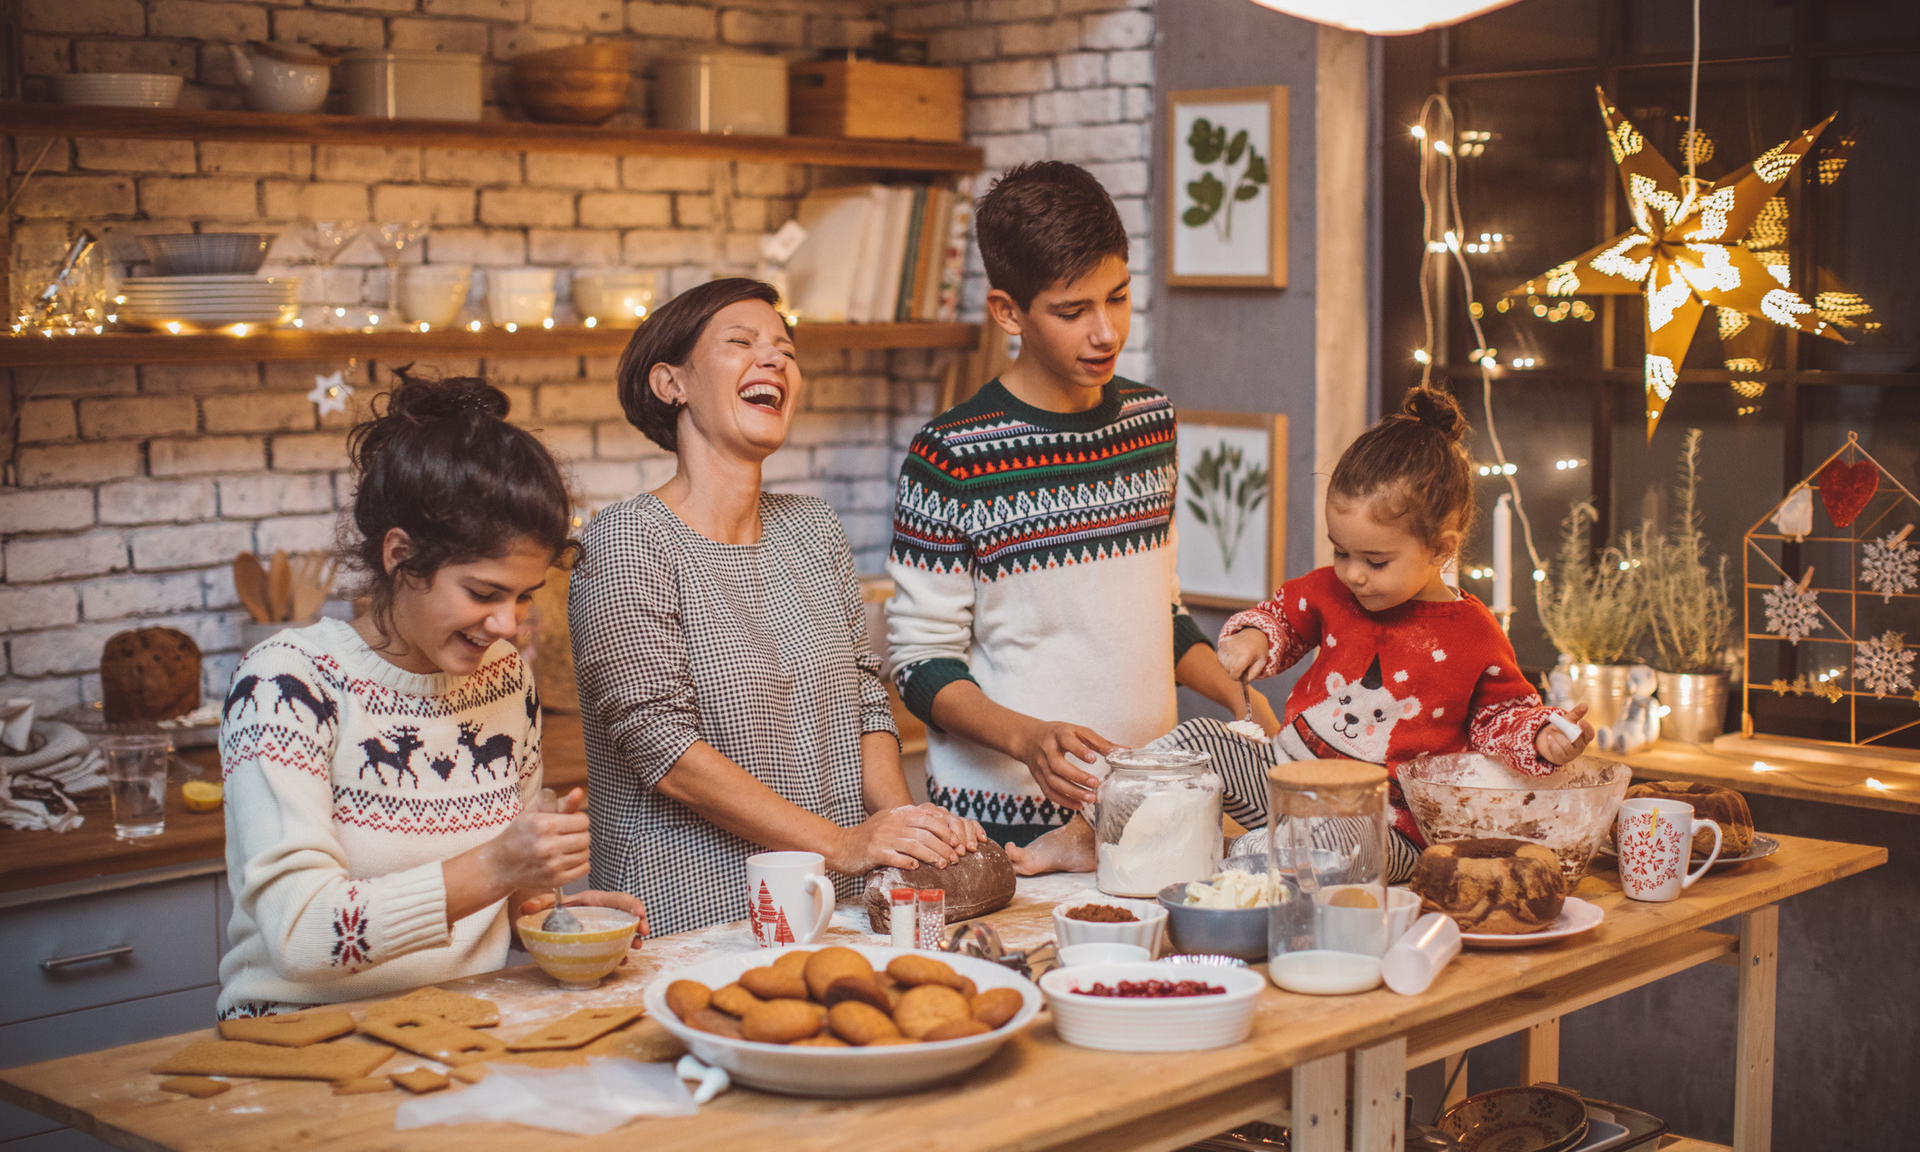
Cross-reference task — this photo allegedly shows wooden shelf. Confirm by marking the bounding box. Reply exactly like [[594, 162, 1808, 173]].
[[0, 102, 983, 172], [0, 321, 979, 367]]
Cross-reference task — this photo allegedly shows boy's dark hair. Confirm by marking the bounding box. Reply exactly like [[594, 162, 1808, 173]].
[[345, 370, 578, 629], [1328, 387, 1476, 557], [615, 277, 786, 453], [974, 161, 1129, 310]]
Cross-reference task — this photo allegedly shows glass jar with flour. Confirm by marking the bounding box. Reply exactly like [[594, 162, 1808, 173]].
[[1094, 749, 1222, 897]]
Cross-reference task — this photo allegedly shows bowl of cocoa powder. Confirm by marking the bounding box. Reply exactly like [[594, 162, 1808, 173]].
[[1052, 897, 1166, 954]]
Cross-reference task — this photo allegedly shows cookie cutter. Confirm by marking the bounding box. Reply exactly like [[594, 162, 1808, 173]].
[[941, 922, 1056, 978]]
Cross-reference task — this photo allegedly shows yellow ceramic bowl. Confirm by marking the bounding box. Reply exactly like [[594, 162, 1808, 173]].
[[516, 906, 639, 990]]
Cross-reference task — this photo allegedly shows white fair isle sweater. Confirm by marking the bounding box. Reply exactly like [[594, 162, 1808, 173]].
[[216, 617, 542, 1018]]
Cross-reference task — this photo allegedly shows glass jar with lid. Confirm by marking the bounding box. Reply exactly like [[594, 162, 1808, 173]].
[[1266, 759, 1391, 995], [1094, 748, 1222, 897]]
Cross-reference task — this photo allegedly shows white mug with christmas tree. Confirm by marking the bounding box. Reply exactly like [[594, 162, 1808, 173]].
[[745, 851, 836, 947]]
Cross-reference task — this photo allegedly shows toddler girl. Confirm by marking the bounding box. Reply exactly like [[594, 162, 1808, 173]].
[[217, 373, 644, 1018], [1217, 387, 1592, 879]]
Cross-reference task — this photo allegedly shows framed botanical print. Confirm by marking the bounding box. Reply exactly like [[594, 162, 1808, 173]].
[[1166, 85, 1289, 288], [1175, 410, 1288, 609]]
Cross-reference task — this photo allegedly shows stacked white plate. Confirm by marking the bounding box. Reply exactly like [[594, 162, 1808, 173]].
[[52, 73, 184, 108], [118, 275, 300, 331]]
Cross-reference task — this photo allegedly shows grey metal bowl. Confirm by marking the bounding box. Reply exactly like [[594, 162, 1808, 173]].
[[139, 232, 276, 276], [1157, 883, 1270, 962]]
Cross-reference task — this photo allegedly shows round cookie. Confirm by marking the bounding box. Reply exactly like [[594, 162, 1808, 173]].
[[1410, 838, 1567, 934], [1626, 780, 1753, 858]]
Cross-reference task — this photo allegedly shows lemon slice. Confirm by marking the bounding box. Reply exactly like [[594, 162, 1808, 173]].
[[182, 779, 224, 812]]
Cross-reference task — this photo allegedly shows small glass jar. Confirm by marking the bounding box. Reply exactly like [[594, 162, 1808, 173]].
[[1094, 748, 1222, 897], [1266, 759, 1391, 995]]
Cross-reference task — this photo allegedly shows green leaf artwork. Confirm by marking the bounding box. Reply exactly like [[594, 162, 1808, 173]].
[[1182, 115, 1270, 242], [1183, 441, 1270, 571]]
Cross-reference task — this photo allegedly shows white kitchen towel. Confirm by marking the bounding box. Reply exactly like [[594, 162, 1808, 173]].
[[0, 721, 105, 833], [393, 1059, 697, 1135]]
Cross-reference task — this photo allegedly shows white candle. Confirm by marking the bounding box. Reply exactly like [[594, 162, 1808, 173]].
[[1492, 494, 1513, 614]]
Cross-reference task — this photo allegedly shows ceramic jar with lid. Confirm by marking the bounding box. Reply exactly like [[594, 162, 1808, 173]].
[[1093, 748, 1221, 897]]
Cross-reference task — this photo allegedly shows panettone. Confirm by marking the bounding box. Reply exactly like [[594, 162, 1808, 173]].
[[100, 627, 201, 723]]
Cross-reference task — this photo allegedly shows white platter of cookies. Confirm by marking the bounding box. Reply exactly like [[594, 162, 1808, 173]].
[[642, 945, 1041, 1097]]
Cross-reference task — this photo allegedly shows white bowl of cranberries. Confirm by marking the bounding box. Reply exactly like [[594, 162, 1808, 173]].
[[1037, 961, 1264, 1051]]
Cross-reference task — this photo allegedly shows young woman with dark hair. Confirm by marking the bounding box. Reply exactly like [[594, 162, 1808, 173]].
[[573, 277, 984, 937], [215, 373, 644, 1020]]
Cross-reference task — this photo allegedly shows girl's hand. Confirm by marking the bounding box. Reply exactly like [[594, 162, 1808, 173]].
[[831, 804, 978, 873], [517, 889, 649, 947], [1016, 720, 1120, 811], [1536, 703, 1594, 765], [486, 787, 592, 892], [1218, 628, 1269, 682]]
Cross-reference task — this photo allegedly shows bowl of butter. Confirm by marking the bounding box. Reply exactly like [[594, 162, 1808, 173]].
[[1156, 867, 1285, 962]]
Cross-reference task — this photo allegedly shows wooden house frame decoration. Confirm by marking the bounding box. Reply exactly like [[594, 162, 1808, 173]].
[[1733, 432, 1920, 761]]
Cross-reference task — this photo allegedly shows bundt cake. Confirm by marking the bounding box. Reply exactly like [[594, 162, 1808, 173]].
[[1625, 781, 1753, 858]]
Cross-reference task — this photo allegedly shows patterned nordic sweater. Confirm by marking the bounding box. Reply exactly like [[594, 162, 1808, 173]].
[[216, 617, 541, 1018], [886, 377, 1209, 833], [1223, 566, 1570, 846]]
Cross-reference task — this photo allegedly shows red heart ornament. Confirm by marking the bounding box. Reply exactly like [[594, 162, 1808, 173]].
[[1818, 458, 1879, 528]]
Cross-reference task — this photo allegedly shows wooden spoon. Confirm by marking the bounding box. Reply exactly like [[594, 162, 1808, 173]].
[[233, 553, 272, 624], [268, 550, 293, 622], [289, 552, 336, 623]]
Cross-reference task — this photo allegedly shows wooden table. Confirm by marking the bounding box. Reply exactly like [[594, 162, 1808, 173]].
[[0, 834, 1881, 1152]]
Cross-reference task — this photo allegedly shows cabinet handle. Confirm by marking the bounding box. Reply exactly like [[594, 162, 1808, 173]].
[[40, 945, 134, 971]]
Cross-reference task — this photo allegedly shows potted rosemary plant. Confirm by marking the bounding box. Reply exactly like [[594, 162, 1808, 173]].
[[1636, 429, 1736, 743], [1536, 500, 1646, 731]]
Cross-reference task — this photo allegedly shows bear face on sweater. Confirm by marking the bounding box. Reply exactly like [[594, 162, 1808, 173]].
[[1299, 655, 1421, 764]]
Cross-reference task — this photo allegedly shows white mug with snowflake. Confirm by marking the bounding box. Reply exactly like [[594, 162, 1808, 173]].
[[1616, 798, 1723, 902]]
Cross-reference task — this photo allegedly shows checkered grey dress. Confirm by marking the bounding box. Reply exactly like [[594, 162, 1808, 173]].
[[570, 493, 897, 937]]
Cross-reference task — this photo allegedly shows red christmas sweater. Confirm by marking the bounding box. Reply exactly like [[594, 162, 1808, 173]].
[[1223, 566, 1566, 846]]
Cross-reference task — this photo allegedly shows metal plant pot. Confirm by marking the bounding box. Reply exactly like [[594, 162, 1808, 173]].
[[1565, 663, 1639, 732], [1656, 671, 1729, 744]]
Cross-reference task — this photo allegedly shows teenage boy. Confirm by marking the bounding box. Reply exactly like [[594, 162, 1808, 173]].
[[885, 161, 1279, 872]]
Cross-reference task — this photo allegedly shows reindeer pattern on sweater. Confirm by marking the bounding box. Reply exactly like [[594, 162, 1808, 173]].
[[216, 617, 542, 1018]]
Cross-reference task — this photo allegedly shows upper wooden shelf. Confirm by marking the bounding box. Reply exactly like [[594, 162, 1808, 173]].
[[0, 103, 983, 172], [0, 321, 979, 367]]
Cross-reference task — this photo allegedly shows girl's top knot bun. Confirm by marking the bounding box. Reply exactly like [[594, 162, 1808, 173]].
[[383, 373, 508, 424], [1400, 386, 1468, 444]]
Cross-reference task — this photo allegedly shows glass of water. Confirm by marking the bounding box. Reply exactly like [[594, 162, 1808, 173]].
[[102, 734, 171, 839]]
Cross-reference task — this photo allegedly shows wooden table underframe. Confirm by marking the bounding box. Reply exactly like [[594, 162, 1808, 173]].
[[0, 834, 1881, 1152]]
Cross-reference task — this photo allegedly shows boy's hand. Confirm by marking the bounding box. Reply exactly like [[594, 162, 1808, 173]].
[[1017, 720, 1120, 811], [1536, 703, 1594, 765], [1218, 628, 1268, 682]]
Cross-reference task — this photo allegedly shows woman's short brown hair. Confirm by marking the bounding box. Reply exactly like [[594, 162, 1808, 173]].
[[614, 277, 785, 453]]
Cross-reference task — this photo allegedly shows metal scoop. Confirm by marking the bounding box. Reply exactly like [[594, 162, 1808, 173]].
[[531, 788, 582, 933]]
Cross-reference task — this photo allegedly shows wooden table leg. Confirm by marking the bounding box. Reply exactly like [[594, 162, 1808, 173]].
[[1291, 1052, 1348, 1152], [1517, 1017, 1560, 1085], [1351, 1037, 1406, 1152], [1734, 904, 1779, 1152]]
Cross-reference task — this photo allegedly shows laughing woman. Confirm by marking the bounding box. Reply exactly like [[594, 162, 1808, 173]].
[[572, 278, 982, 936]]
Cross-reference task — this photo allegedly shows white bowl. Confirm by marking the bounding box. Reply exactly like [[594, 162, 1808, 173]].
[[643, 944, 1041, 1097], [53, 73, 184, 108], [571, 268, 655, 326], [1052, 897, 1167, 955], [400, 264, 472, 326], [1057, 942, 1151, 967], [486, 267, 556, 325], [1039, 961, 1265, 1052]]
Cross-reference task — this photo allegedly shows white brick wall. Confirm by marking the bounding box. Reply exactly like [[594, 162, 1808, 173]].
[[897, 0, 1156, 384], [2, 0, 1086, 707]]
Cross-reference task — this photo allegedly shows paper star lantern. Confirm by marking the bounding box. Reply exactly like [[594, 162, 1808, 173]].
[[1507, 88, 1846, 439]]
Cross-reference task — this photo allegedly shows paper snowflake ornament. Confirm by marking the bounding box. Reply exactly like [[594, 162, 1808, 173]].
[[1861, 530, 1918, 603], [1772, 485, 1813, 541], [1507, 88, 1845, 439], [1854, 630, 1914, 699], [308, 370, 352, 416], [1762, 579, 1823, 645]]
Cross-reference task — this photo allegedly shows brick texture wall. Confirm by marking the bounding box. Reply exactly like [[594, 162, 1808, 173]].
[[0, 0, 971, 714], [894, 0, 1155, 383]]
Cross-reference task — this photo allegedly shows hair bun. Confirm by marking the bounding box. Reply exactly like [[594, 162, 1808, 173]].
[[1400, 386, 1468, 443], [385, 373, 510, 424]]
